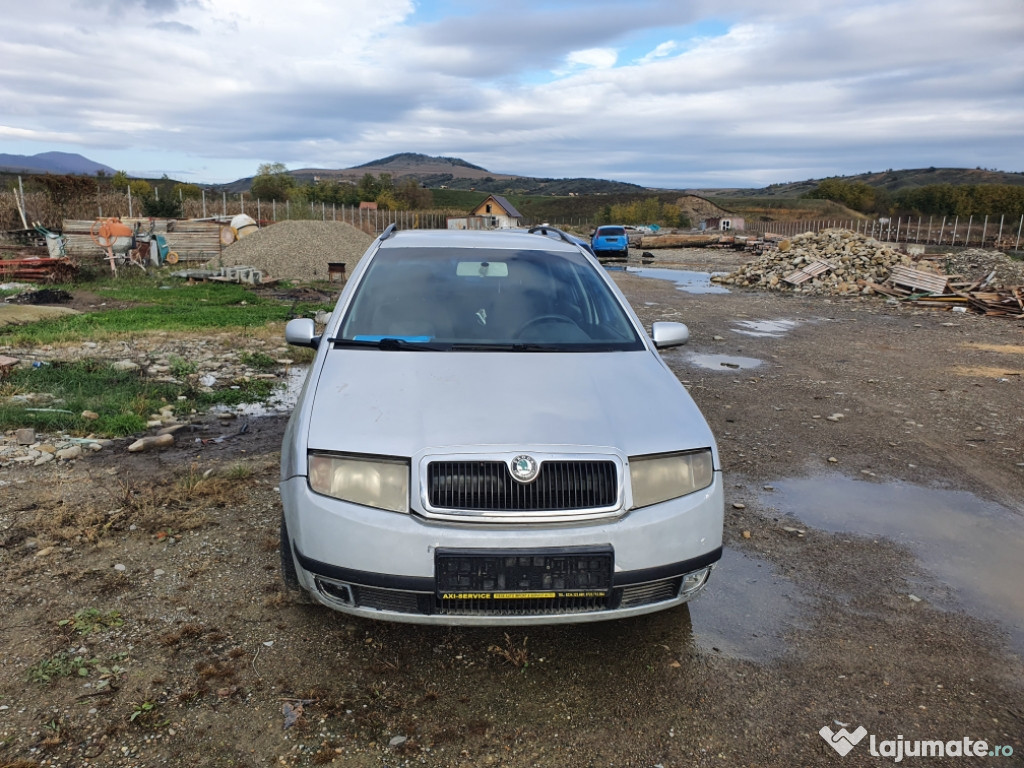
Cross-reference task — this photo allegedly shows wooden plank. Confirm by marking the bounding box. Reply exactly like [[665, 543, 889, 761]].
[[889, 265, 950, 294], [783, 259, 833, 285], [640, 233, 722, 248]]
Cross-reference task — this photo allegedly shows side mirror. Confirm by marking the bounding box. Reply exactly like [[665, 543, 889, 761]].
[[651, 321, 689, 349], [285, 317, 320, 349]]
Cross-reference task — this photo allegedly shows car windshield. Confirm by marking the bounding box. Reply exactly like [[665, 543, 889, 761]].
[[337, 246, 644, 351], [596, 227, 626, 237]]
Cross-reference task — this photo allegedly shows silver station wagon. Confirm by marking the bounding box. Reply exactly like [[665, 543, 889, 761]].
[[280, 226, 723, 624]]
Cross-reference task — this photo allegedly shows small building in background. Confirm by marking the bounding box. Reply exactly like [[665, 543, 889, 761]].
[[704, 216, 745, 231], [467, 195, 523, 229]]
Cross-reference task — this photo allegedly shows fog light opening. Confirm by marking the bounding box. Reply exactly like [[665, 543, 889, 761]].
[[315, 578, 354, 605], [679, 566, 712, 596]]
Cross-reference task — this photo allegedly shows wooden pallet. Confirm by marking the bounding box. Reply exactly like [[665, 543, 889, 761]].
[[784, 259, 834, 285], [889, 265, 951, 294], [0, 257, 77, 282]]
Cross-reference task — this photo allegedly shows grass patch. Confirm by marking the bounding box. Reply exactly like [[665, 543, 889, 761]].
[[0, 274, 298, 346], [27, 652, 126, 686], [239, 350, 278, 370], [58, 608, 124, 635], [0, 360, 276, 437]]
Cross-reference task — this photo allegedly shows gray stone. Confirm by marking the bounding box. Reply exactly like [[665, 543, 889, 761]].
[[15, 428, 35, 445], [127, 434, 174, 452], [56, 445, 82, 461]]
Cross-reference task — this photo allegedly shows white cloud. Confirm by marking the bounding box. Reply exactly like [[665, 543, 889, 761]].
[[635, 40, 679, 64], [565, 48, 619, 70], [0, 0, 1020, 185]]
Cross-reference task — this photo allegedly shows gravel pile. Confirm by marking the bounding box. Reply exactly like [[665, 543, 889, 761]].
[[218, 220, 375, 281], [715, 228, 913, 295], [941, 248, 1024, 290]]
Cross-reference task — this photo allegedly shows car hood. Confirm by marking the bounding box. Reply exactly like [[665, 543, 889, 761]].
[[305, 349, 717, 461]]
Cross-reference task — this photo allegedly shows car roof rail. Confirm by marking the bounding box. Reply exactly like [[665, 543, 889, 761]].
[[527, 224, 577, 246], [379, 223, 398, 241]]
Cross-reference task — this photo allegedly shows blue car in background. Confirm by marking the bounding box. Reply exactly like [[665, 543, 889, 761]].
[[591, 225, 629, 260]]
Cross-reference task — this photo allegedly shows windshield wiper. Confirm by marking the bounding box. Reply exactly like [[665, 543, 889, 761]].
[[329, 337, 449, 351]]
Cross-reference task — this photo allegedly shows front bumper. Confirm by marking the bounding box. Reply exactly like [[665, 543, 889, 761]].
[[280, 472, 724, 625]]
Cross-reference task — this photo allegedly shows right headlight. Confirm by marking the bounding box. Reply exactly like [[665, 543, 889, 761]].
[[629, 449, 714, 509], [308, 453, 409, 513]]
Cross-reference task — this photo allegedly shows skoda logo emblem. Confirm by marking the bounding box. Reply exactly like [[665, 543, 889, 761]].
[[510, 455, 540, 483]]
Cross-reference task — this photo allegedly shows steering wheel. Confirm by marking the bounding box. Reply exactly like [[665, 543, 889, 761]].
[[513, 314, 580, 338]]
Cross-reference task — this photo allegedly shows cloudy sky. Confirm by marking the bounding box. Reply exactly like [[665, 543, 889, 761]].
[[1, 0, 1022, 188]]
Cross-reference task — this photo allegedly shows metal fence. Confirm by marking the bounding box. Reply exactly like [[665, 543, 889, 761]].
[[743, 214, 1024, 250]]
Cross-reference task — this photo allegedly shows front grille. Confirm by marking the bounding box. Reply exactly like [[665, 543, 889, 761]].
[[427, 460, 617, 511], [436, 594, 610, 616]]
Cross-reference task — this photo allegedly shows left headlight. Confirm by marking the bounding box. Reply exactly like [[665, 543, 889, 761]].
[[629, 449, 714, 509], [308, 453, 409, 513]]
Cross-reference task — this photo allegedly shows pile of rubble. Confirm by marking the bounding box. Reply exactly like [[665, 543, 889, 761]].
[[941, 248, 1024, 291], [1, 426, 112, 467], [713, 229, 914, 295]]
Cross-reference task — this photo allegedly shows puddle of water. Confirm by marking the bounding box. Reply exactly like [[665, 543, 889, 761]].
[[681, 352, 763, 371], [689, 547, 807, 662], [212, 366, 308, 417], [766, 475, 1024, 653], [625, 267, 731, 294], [732, 319, 800, 338]]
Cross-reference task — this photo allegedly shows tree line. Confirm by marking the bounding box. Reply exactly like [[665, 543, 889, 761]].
[[804, 179, 1024, 217], [250, 163, 433, 210]]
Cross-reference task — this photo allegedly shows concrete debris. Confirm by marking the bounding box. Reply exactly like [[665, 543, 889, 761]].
[[713, 229, 914, 295], [943, 249, 1024, 291]]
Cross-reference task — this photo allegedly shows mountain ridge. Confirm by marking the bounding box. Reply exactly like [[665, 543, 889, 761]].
[[0, 151, 116, 176], [3, 150, 1023, 196]]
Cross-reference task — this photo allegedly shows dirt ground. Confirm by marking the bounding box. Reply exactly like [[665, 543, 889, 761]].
[[1, 250, 1022, 767]]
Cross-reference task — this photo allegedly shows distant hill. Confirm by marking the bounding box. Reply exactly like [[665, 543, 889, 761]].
[[351, 153, 489, 173], [222, 152, 645, 196], [703, 167, 1024, 198], [0, 151, 116, 176]]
